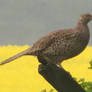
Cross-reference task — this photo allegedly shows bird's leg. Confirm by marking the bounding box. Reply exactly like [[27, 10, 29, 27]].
[[56, 64, 69, 74], [56, 62, 65, 70], [56, 64, 62, 68]]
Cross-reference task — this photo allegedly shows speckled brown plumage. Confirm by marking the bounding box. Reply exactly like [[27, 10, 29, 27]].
[[0, 13, 92, 66]]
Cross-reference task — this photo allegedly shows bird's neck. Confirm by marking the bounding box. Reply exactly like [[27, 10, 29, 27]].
[[75, 21, 89, 34], [75, 20, 90, 46], [76, 21, 88, 29]]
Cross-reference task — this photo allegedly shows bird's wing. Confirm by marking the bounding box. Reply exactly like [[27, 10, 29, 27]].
[[30, 29, 77, 55], [31, 32, 57, 52], [42, 30, 78, 56]]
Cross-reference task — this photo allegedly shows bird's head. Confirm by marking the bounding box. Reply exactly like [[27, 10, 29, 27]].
[[79, 13, 92, 24]]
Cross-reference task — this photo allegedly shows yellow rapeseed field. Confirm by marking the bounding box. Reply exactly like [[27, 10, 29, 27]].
[[0, 45, 92, 92]]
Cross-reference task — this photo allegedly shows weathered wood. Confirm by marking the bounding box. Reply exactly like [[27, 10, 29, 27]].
[[38, 64, 86, 92]]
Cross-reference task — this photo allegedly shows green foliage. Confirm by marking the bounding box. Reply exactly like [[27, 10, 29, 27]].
[[40, 78, 92, 92], [77, 78, 92, 92], [49, 89, 54, 92], [88, 60, 92, 69], [40, 89, 46, 92]]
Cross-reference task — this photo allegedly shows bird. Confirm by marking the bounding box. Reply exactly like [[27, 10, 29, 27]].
[[0, 13, 92, 67]]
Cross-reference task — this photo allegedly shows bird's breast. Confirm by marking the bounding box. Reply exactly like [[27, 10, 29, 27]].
[[63, 28, 90, 59]]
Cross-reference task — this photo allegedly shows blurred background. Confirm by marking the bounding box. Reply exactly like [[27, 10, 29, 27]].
[[0, 0, 92, 46]]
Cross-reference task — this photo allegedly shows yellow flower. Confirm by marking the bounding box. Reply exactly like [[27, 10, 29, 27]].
[[0, 45, 92, 92]]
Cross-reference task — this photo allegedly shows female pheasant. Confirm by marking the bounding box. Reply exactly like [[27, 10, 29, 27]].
[[0, 13, 92, 67]]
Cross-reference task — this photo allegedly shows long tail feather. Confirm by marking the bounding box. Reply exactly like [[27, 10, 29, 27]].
[[0, 48, 31, 65]]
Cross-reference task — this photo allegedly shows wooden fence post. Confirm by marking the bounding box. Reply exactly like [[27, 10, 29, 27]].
[[38, 64, 86, 92]]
